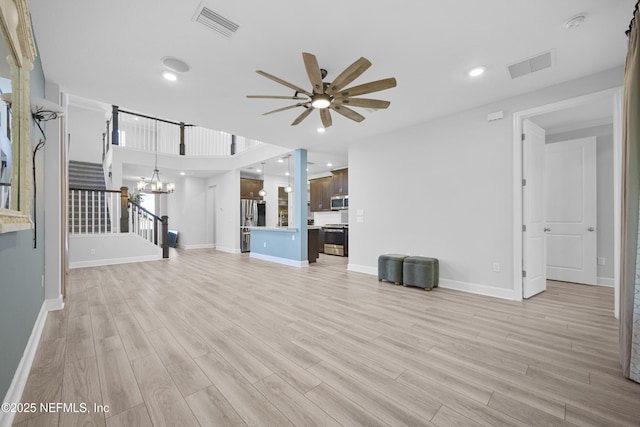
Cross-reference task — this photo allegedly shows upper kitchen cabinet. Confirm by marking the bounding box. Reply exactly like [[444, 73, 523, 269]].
[[309, 177, 332, 211], [240, 178, 264, 200], [332, 168, 348, 196]]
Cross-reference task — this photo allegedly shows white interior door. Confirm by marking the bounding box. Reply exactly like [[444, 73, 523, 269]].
[[545, 137, 597, 285], [523, 120, 547, 298]]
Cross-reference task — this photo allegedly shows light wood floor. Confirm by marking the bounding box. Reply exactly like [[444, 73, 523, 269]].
[[13, 249, 640, 426]]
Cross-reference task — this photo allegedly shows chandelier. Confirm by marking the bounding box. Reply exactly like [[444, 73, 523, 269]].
[[137, 119, 175, 194]]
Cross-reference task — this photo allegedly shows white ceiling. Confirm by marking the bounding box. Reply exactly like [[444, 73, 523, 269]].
[[29, 0, 633, 166]]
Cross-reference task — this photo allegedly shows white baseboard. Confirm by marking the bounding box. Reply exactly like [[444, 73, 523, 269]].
[[178, 244, 216, 250], [438, 278, 515, 300], [347, 264, 515, 300], [216, 246, 241, 254], [42, 295, 64, 312], [250, 252, 309, 268], [597, 277, 615, 287], [347, 263, 378, 276], [69, 254, 162, 269], [1, 297, 61, 427]]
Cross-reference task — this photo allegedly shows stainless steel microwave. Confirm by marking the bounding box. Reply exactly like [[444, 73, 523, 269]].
[[331, 195, 348, 210]]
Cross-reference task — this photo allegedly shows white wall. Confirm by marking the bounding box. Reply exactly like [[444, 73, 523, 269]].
[[165, 175, 207, 249], [68, 105, 107, 163], [547, 124, 615, 282], [348, 67, 623, 299], [69, 234, 161, 268]]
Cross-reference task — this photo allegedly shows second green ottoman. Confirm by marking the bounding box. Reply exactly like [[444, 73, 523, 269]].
[[403, 256, 439, 291]]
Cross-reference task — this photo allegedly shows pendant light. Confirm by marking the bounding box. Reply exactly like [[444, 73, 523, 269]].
[[284, 154, 293, 193], [258, 162, 267, 197], [137, 119, 175, 194]]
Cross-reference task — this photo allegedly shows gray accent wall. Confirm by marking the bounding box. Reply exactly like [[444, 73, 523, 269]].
[[0, 55, 47, 400]]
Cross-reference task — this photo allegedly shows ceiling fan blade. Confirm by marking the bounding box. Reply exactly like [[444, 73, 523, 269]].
[[302, 52, 324, 94], [330, 104, 365, 122], [334, 77, 397, 98], [325, 57, 372, 96], [320, 108, 332, 128], [247, 95, 306, 100], [334, 98, 390, 109], [256, 70, 312, 97], [262, 103, 308, 116], [291, 107, 314, 126]]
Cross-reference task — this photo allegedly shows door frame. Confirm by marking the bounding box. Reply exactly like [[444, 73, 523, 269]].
[[512, 87, 623, 317]]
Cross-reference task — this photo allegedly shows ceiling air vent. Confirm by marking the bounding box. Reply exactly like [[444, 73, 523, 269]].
[[507, 50, 555, 79], [193, 4, 240, 38]]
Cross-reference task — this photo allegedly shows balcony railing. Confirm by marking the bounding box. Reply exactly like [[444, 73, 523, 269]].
[[105, 107, 263, 158]]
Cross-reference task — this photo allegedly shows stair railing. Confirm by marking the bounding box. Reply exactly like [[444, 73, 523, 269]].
[[69, 188, 121, 234], [69, 186, 169, 259], [122, 187, 168, 259]]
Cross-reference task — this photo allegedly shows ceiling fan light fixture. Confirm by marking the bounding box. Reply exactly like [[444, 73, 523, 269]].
[[317, 127, 325, 133], [311, 94, 331, 109]]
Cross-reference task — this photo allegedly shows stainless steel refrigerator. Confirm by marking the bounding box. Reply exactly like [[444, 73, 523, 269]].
[[240, 199, 265, 252]]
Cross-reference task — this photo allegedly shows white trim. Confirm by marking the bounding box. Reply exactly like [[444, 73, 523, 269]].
[[439, 279, 516, 301], [42, 295, 64, 312], [216, 246, 241, 254], [249, 252, 309, 268], [69, 254, 162, 269], [347, 264, 515, 300], [178, 243, 216, 250], [1, 297, 62, 427], [513, 87, 622, 303], [597, 277, 615, 288], [347, 263, 378, 276]]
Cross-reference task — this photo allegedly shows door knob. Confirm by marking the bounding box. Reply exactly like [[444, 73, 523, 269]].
[[588, 227, 595, 232], [543, 227, 551, 232]]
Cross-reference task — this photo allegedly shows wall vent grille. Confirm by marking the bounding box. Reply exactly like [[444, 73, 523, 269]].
[[194, 5, 240, 38], [507, 50, 554, 79]]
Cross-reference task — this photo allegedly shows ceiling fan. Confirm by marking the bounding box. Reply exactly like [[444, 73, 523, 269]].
[[247, 52, 396, 128]]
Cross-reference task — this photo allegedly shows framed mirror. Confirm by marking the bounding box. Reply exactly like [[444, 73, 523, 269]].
[[0, 0, 37, 232]]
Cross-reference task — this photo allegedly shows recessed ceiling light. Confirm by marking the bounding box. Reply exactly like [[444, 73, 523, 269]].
[[162, 57, 190, 73], [317, 128, 326, 133], [162, 71, 177, 81], [306, 168, 309, 172], [285, 172, 290, 176], [327, 162, 333, 167], [468, 66, 486, 77], [256, 168, 262, 173], [564, 14, 586, 30], [278, 158, 284, 163], [180, 172, 186, 176]]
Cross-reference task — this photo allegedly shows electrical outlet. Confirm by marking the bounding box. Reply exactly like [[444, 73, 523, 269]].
[[598, 257, 606, 265], [263, 242, 266, 247], [292, 235, 295, 241], [492, 262, 500, 272]]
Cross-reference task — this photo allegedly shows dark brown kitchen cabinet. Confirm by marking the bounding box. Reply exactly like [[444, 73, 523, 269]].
[[332, 168, 348, 195], [309, 177, 332, 211], [240, 178, 263, 200]]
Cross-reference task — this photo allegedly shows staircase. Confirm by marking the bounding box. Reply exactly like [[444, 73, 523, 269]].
[[68, 161, 113, 233]]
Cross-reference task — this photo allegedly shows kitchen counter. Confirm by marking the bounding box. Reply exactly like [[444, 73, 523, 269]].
[[249, 226, 298, 232]]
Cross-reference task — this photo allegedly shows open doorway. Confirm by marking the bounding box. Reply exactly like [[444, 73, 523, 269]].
[[513, 87, 623, 317]]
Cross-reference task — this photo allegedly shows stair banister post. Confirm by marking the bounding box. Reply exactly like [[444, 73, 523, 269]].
[[120, 186, 129, 233], [179, 122, 185, 156], [161, 215, 169, 258], [112, 105, 119, 146]]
